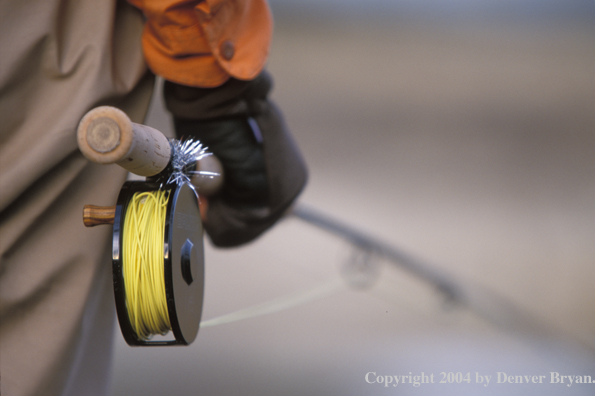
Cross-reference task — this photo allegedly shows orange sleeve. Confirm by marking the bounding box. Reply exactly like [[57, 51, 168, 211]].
[[128, 0, 272, 88]]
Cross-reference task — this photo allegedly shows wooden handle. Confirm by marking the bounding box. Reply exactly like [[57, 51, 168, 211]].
[[77, 106, 171, 177], [83, 205, 116, 227]]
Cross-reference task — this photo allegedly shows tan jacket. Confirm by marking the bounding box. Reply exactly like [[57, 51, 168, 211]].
[[0, 1, 272, 395]]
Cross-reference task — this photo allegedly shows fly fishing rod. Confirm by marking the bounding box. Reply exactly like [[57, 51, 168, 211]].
[[78, 106, 222, 346]]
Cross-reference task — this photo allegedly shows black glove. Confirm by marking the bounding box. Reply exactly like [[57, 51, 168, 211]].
[[164, 71, 307, 247]]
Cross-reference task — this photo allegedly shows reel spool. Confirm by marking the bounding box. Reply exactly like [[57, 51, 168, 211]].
[[79, 106, 220, 346], [113, 181, 203, 345]]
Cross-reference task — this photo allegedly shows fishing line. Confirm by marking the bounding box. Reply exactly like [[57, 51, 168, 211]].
[[199, 278, 345, 328], [122, 189, 171, 340]]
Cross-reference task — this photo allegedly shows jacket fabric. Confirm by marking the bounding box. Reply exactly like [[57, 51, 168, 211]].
[[129, 0, 272, 87], [1, 2, 151, 394]]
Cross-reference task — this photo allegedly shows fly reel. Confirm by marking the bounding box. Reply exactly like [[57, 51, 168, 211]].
[[78, 106, 221, 346]]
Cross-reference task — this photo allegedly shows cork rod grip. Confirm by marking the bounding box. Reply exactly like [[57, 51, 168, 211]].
[[77, 106, 172, 177]]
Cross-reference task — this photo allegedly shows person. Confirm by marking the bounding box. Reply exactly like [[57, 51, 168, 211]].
[[0, 1, 307, 395]]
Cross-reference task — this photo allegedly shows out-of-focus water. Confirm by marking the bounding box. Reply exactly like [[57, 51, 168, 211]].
[[269, 0, 595, 19]]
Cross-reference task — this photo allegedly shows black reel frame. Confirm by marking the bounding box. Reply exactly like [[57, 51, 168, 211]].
[[112, 181, 205, 346]]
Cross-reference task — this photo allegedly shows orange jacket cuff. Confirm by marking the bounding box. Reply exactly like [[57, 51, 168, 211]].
[[129, 0, 272, 88]]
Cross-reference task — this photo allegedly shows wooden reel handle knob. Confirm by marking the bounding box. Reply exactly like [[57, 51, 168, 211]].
[[83, 205, 116, 227], [77, 106, 172, 177]]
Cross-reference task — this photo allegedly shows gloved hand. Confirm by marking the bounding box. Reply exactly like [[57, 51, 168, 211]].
[[164, 71, 307, 247]]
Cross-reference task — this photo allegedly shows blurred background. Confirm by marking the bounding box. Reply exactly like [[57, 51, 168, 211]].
[[110, 1, 595, 394]]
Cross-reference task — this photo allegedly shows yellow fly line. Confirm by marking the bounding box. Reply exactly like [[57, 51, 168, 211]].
[[122, 190, 171, 340]]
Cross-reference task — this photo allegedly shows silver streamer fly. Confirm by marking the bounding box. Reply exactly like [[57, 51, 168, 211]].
[[167, 139, 219, 187]]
